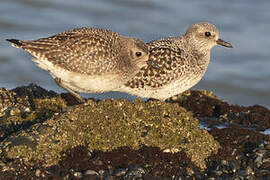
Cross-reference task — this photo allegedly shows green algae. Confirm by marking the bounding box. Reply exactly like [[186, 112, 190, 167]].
[[1, 97, 66, 125], [0, 89, 220, 170], [0, 85, 67, 142], [169, 89, 219, 102]]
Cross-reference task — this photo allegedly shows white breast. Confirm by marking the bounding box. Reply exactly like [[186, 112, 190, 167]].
[[32, 57, 122, 93]]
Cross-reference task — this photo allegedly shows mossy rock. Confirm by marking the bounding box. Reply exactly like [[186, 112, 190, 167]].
[[0, 84, 67, 141], [0, 91, 220, 170]]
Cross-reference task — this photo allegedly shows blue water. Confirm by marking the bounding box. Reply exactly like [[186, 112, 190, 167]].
[[1, 0, 270, 107]]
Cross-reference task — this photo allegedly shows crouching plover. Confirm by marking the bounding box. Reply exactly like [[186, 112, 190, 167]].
[[6, 28, 149, 102], [117, 22, 232, 100]]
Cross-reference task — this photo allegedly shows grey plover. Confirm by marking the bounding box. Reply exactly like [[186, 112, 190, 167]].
[[117, 22, 232, 100], [6, 28, 149, 102]]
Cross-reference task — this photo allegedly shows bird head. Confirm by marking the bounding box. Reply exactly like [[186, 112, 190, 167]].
[[184, 22, 232, 51]]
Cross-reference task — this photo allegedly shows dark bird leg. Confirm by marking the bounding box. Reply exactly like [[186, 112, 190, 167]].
[[54, 77, 85, 103]]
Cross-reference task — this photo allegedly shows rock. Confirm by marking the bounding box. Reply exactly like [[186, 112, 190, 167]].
[[0, 84, 219, 171], [0, 84, 66, 142], [0, 84, 269, 179]]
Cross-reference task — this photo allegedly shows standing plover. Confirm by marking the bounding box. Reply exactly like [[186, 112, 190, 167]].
[[6, 28, 149, 102], [118, 23, 232, 100]]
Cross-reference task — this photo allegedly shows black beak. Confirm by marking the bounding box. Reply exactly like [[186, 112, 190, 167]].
[[216, 39, 233, 48]]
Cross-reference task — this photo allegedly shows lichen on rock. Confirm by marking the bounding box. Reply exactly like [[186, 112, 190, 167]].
[[0, 84, 220, 171], [0, 85, 219, 173], [1, 85, 270, 179], [0, 84, 67, 142]]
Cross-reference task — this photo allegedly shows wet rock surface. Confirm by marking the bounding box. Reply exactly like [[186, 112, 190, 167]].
[[0, 84, 269, 179]]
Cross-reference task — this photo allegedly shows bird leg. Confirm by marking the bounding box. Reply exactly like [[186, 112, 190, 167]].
[[54, 77, 85, 103]]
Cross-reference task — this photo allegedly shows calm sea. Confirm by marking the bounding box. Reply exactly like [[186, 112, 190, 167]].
[[1, 0, 270, 107]]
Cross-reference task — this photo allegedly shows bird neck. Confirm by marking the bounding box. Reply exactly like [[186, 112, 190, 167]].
[[182, 34, 212, 53], [175, 37, 211, 70]]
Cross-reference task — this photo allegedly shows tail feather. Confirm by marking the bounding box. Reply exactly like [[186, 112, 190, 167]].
[[6, 39, 23, 47], [6, 38, 54, 56]]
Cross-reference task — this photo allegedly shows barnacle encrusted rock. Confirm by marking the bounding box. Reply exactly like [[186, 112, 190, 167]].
[[0, 84, 66, 141], [0, 84, 220, 170]]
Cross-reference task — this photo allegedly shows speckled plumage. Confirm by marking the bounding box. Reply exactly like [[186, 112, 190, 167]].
[[118, 23, 232, 100], [6, 27, 149, 101]]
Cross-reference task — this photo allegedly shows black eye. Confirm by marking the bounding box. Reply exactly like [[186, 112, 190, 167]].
[[136, 52, 142, 57], [205, 32, 211, 37]]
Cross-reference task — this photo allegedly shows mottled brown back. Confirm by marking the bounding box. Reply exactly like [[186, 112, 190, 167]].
[[125, 38, 189, 89], [9, 28, 130, 76]]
